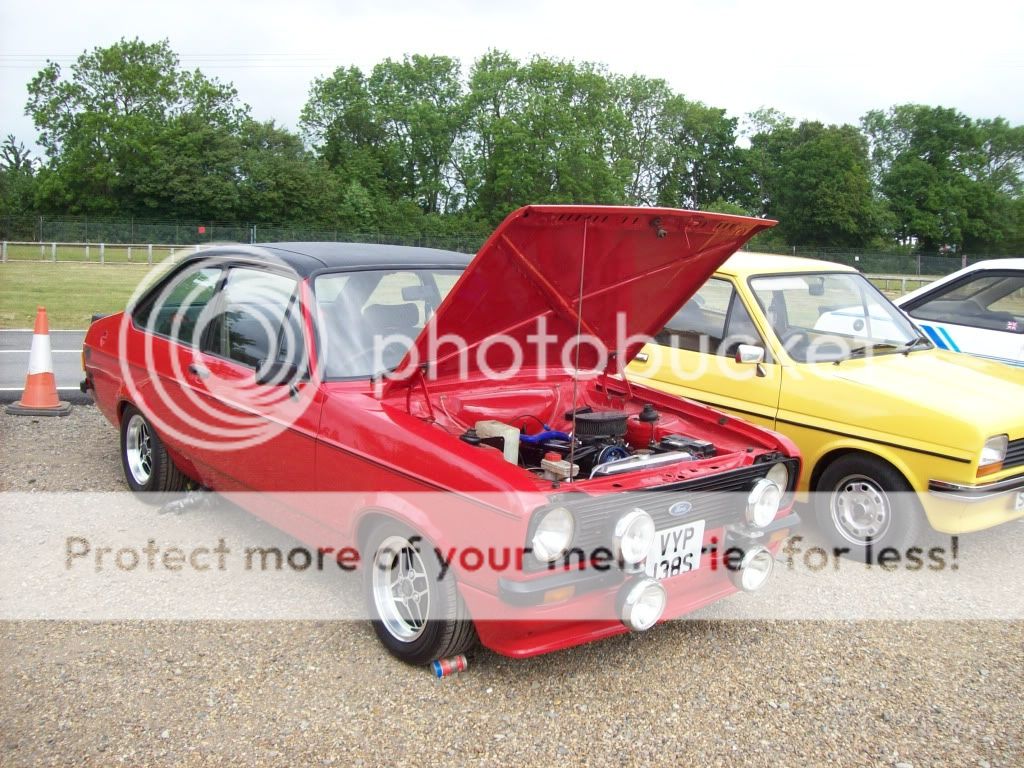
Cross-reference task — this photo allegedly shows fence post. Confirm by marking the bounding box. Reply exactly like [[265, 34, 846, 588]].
[[85, 243, 90, 261], [128, 245, 132, 262], [1, 241, 6, 262], [40, 243, 45, 259], [99, 242, 105, 264], [51, 242, 57, 262], [147, 244, 153, 265]]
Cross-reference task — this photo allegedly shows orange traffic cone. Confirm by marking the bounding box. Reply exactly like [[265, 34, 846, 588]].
[[6, 306, 72, 417]]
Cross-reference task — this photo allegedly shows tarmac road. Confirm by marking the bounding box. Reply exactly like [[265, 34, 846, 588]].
[[0, 330, 89, 404]]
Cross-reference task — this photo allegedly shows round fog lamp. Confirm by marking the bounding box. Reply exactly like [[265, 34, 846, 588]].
[[531, 507, 574, 562], [613, 508, 656, 566], [731, 546, 775, 592], [746, 478, 781, 528], [618, 578, 667, 631]]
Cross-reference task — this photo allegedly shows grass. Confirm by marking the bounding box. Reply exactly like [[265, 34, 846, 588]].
[[0, 262, 156, 328]]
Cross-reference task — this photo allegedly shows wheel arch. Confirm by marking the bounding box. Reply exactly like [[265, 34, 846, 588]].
[[809, 446, 915, 494], [355, 505, 449, 561], [116, 398, 133, 424]]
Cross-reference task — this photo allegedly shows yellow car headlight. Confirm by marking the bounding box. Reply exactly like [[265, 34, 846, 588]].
[[978, 434, 1008, 476]]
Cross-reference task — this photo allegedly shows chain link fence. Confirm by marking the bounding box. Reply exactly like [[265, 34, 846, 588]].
[[748, 244, 992, 276], [0, 215, 487, 255], [2, 214, 1018, 276]]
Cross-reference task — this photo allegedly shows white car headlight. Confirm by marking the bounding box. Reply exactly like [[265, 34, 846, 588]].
[[766, 462, 790, 492], [980, 435, 1008, 468], [613, 508, 656, 565], [746, 478, 781, 528], [531, 506, 574, 562]]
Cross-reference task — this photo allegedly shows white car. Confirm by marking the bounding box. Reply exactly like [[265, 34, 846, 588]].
[[894, 259, 1024, 367]]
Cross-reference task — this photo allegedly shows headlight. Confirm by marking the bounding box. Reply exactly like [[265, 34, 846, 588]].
[[979, 435, 1008, 473], [765, 462, 790, 492], [613, 508, 656, 566], [745, 478, 781, 527], [531, 506, 574, 562]]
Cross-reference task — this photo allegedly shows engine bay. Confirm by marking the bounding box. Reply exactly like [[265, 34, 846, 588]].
[[457, 403, 718, 483]]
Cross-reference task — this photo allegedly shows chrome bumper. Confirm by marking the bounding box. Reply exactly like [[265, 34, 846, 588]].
[[928, 471, 1024, 502]]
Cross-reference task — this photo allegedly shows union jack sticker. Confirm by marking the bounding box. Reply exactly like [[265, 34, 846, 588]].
[[1008, 320, 1019, 331]]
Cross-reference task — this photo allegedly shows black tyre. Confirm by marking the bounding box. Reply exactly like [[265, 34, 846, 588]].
[[364, 520, 477, 665], [119, 404, 189, 498], [813, 454, 924, 563]]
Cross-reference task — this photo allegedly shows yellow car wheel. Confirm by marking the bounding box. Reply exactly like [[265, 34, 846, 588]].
[[814, 454, 923, 563]]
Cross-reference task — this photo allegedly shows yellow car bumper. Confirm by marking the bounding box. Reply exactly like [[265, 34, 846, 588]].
[[926, 472, 1024, 533]]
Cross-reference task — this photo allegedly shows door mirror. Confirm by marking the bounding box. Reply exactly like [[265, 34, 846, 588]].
[[255, 359, 303, 386], [734, 344, 765, 364]]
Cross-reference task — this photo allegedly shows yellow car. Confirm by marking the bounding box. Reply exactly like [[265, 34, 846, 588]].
[[627, 252, 1024, 561]]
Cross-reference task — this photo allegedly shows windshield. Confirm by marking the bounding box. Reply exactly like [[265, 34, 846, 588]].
[[749, 272, 921, 363], [314, 268, 463, 378]]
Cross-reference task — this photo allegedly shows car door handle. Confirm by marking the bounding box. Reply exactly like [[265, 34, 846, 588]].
[[188, 363, 210, 379]]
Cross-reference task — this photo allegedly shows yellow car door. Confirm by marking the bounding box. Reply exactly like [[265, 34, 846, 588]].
[[628, 277, 783, 429]]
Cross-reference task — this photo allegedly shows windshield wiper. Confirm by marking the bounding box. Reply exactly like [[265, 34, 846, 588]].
[[839, 342, 901, 362]]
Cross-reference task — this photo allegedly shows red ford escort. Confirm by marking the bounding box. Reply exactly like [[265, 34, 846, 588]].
[[82, 205, 801, 663]]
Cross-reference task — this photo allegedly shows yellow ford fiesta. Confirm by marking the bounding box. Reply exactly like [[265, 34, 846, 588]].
[[627, 252, 1024, 561]]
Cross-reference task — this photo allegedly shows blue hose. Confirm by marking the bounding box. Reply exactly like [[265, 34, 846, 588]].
[[519, 430, 572, 444]]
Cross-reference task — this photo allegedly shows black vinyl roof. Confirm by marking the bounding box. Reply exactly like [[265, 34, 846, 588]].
[[197, 241, 474, 277]]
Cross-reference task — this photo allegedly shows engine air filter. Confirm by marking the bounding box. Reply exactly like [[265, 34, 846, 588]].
[[573, 410, 628, 439]]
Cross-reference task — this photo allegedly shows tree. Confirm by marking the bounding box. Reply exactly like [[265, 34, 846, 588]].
[[606, 75, 675, 206], [860, 105, 1018, 251], [368, 55, 464, 214], [236, 120, 339, 225], [0, 134, 38, 217], [655, 99, 746, 210], [300, 66, 389, 197], [751, 121, 883, 246], [25, 38, 248, 216], [455, 50, 525, 220], [457, 53, 629, 224], [301, 56, 464, 216]]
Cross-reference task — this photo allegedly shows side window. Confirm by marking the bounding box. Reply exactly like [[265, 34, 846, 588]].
[[657, 279, 761, 356], [207, 268, 305, 369], [908, 273, 1024, 334], [134, 266, 222, 345]]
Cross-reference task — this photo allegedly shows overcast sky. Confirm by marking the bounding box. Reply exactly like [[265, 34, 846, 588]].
[[2, 0, 1022, 154]]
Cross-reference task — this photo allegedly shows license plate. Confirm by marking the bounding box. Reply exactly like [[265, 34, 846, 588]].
[[645, 520, 705, 580], [1015, 490, 1024, 512]]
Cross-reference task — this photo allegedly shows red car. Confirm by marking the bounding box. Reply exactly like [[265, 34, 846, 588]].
[[82, 205, 801, 663]]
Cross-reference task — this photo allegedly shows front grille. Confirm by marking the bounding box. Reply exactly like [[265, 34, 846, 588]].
[[1004, 438, 1024, 471], [525, 459, 798, 571]]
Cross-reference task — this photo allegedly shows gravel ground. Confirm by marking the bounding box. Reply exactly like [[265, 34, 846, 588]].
[[1, 407, 1022, 767]]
